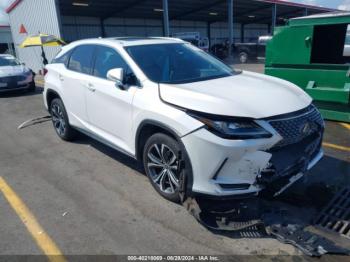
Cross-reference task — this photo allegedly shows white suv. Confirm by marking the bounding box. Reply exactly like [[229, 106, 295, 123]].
[[44, 37, 324, 202]]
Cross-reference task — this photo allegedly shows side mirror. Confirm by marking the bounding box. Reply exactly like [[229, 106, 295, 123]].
[[107, 68, 125, 89]]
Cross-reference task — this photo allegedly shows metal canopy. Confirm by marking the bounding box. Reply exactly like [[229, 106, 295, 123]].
[[59, 0, 333, 24]]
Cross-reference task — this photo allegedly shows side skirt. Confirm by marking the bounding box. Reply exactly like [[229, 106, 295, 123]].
[[74, 126, 137, 160]]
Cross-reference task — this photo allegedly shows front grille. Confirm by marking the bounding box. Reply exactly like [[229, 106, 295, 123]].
[[268, 104, 324, 148], [219, 183, 251, 190]]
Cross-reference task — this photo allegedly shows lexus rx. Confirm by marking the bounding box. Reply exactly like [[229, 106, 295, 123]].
[[44, 38, 324, 202]]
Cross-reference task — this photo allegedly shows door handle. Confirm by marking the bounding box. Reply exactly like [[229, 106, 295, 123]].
[[86, 83, 96, 92], [59, 74, 64, 81]]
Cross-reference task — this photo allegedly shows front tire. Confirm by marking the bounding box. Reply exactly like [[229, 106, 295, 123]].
[[143, 133, 185, 203], [50, 98, 77, 141]]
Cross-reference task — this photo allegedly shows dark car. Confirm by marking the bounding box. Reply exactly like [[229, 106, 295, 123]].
[[0, 55, 35, 93], [235, 35, 272, 63]]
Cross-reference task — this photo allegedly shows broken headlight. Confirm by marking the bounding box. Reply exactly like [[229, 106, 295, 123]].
[[190, 113, 272, 139]]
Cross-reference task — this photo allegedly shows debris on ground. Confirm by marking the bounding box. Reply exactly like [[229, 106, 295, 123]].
[[17, 115, 51, 130], [263, 208, 350, 257], [183, 192, 350, 257]]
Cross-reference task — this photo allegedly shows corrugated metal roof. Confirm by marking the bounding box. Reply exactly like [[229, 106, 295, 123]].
[[6, 0, 336, 24], [58, 0, 334, 24]]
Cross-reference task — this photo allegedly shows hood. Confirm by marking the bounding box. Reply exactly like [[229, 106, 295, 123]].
[[0, 65, 30, 77], [159, 71, 312, 119]]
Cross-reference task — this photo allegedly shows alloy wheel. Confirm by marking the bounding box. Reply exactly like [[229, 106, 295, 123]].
[[51, 103, 66, 136], [146, 144, 180, 194]]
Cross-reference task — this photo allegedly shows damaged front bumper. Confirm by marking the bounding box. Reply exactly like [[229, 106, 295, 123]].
[[181, 105, 325, 198]]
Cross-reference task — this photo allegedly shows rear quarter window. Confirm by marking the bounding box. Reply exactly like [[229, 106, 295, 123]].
[[52, 50, 72, 66]]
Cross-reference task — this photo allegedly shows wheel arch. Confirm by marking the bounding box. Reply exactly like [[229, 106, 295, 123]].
[[135, 120, 180, 161], [135, 120, 194, 196], [46, 89, 61, 111]]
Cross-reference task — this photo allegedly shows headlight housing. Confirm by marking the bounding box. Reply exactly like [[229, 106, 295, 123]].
[[24, 69, 33, 76], [189, 112, 272, 139]]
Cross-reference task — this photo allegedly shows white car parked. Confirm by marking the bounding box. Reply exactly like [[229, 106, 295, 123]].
[[44, 37, 324, 202]]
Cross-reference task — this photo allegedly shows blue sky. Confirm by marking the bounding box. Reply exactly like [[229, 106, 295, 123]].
[[0, 0, 348, 25]]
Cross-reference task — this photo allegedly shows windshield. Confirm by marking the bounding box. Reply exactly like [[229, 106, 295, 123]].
[[125, 43, 235, 84], [0, 57, 20, 67]]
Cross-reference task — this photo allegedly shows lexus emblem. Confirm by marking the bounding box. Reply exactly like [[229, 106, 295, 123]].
[[301, 122, 311, 135]]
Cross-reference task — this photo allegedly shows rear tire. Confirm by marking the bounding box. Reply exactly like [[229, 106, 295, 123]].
[[50, 98, 77, 141], [143, 133, 186, 203]]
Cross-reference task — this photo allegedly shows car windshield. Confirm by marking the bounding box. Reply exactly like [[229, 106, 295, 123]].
[[125, 43, 235, 84], [0, 56, 20, 67]]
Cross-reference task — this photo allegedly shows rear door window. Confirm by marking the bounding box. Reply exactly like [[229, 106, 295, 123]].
[[68, 45, 95, 74]]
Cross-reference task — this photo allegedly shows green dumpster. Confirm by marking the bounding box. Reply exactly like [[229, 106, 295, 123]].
[[265, 12, 350, 123]]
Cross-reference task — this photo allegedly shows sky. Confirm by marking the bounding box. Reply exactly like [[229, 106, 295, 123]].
[[0, 0, 349, 25], [0, 0, 12, 25]]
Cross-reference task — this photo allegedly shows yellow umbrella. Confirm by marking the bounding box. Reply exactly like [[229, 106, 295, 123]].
[[19, 33, 66, 65], [20, 33, 66, 48]]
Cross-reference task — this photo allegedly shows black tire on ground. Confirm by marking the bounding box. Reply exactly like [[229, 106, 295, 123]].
[[143, 133, 188, 203], [50, 98, 77, 141], [239, 52, 249, 64], [27, 80, 36, 92]]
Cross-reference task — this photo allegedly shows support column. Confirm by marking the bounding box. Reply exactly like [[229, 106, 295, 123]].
[[240, 23, 245, 43], [207, 22, 212, 48], [100, 17, 106, 38], [305, 8, 308, 16], [271, 3, 277, 34], [163, 0, 170, 37], [228, 0, 233, 58]]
